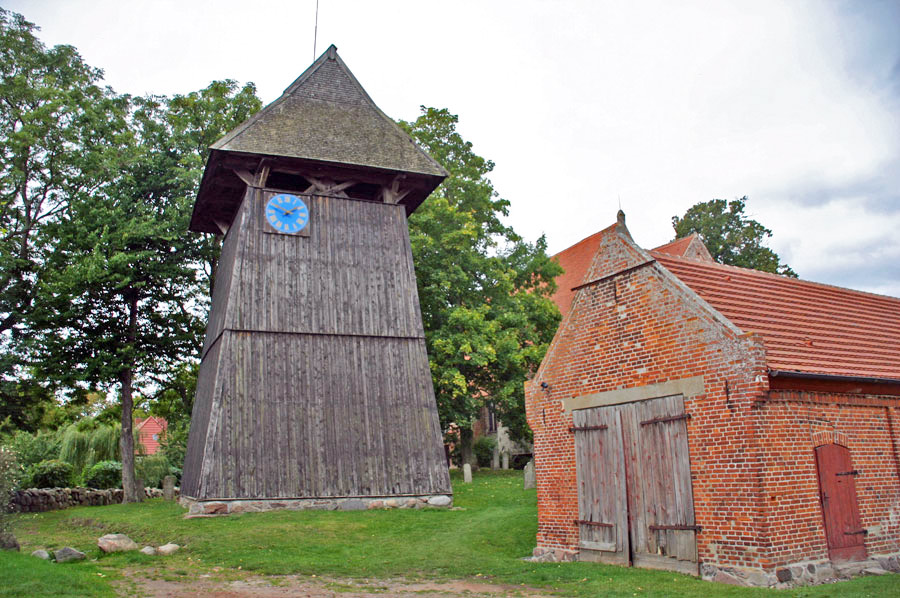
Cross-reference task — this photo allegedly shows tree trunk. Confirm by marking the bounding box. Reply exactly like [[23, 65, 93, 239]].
[[120, 368, 139, 502], [120, 293, 140, 503]]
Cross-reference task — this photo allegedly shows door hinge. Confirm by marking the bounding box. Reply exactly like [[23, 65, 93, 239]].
[[575, 519, 614, 528], [836, 470, 860, 477], [649, 524, 702, 532], [845, 529, 868, 536], [640, 413, 691, 426], [568, 424, 608, 433]]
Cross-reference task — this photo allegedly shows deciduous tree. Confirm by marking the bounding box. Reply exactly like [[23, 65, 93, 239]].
[[400, 108, 562, 462], [0, 9, 125, 427], [672, 196, 797, 276], [31, 85, 260, 501]]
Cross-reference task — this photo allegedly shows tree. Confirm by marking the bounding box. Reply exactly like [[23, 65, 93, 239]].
[[672, 197, 797, 277], [165, 81, 261, 295], [30, 84, 260, 501], [0, 9, 126, 429], [400, 108, 562, 463]]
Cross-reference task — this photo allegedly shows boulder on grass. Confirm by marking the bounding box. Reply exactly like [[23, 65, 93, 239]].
[[54, 547, 85, 563], [98, 533, 139, 553], [157, 543, 180, 555], [31, 549, 51, 560], [139, 546, 157, 556]]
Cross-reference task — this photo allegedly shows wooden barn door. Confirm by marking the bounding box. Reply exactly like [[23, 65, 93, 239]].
[[625, 396, 698, 574], [573, 395, 698, 575], [573, 407, 629, 565], [815, 444, 867, 562]]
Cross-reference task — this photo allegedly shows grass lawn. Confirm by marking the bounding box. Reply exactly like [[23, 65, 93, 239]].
[[2, 469, 897, 597]]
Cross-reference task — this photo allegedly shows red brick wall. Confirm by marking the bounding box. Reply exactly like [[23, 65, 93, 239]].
[[761, 391, 900, 563], [526, 225, 772, 569], [526, 224, 900, 572]]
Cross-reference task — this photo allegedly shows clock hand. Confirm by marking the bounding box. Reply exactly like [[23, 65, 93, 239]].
[[270, 205, 291, 215]]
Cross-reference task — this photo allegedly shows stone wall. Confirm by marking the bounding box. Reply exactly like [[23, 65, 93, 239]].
[[7, 486, 176, 513], [180, 493, 452, 516]]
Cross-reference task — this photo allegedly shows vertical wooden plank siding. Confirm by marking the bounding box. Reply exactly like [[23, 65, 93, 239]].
[[183, 188, 450, 501], [573, 406, 629, 563], [201, 193, 246, 357], [181, 336, 223, 497], [228, 191, 424, 339]]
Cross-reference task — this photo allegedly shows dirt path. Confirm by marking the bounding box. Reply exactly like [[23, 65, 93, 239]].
[[122, 572, 557, 598]]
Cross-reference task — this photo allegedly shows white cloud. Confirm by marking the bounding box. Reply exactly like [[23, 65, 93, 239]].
[[7, 0, 899, 296]]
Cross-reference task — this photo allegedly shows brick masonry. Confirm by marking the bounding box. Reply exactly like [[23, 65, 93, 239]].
[[525, 222, 900, 585]]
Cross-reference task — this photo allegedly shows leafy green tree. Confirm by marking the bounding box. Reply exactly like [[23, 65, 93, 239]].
[[672, 196, 797, 277], [30, 82, 260, 501], [165, 81, 262, 294], [31, 99, 198, 501], [400, 108, 562, 463], [0, 9, 126, 429]]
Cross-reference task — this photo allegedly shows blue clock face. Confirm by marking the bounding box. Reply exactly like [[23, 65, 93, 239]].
[[265, 193, 309, 234]]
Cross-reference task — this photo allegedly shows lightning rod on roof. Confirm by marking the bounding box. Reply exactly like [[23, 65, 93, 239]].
[[313, 0, 320, 60]]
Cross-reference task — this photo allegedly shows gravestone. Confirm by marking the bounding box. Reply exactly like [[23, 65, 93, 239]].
[[524, 460, 536, 489], [463, 463, 472, 484], [502, 452, 509, 470], [162, 475, 175, 501]]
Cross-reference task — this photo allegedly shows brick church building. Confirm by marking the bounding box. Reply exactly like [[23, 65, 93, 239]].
[[525, 212, 900, 585]]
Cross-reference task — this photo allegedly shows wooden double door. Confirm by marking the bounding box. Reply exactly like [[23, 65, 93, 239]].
[[573, 395, 698, 574]]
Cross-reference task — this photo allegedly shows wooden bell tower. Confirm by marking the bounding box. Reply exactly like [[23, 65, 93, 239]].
[[181, 46, 452, 512]]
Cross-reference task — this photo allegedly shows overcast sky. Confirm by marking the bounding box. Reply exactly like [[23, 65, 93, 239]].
[[7, 0, 900, 297]]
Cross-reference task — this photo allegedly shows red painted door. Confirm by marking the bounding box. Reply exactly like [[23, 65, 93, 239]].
[[815, 444, 867, 562]]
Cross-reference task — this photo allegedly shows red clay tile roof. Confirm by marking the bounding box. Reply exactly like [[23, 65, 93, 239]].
[[550, 226, 614, 317], [652, 235, 696, 257], [651, 252, 900, 380]]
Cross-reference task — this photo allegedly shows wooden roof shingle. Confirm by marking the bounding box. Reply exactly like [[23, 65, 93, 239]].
[[213, 45, 446, 178], [190, 45, 447, 234]]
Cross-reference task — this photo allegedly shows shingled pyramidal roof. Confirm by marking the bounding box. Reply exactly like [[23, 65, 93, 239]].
[[190, 45, 447, 233]]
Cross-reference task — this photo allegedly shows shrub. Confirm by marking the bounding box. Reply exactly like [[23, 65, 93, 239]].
[[23, 459, 73, 489], [136, 454, 169, 488], [0, 447, 23, 531], [83, 460, 121, 489], [58, 420, 120, 474], [7, 430, 61, 468], [473, 435, 497, 468]]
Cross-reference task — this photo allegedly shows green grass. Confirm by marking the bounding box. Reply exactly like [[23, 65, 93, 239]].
[[0, 550, 118, 598], [2, 470, 897, 597]]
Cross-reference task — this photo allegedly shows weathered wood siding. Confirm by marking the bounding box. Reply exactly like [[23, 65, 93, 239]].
[[201, 205, 244, 357], [192, 331, 446, 498], [225, 188, 424, 339], [182, 336, 223, 497], [184, 186, 450, 500]]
